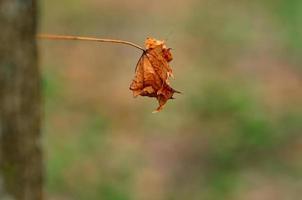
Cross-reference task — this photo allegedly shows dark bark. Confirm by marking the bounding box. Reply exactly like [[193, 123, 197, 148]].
[[0, 0, 43, 199]]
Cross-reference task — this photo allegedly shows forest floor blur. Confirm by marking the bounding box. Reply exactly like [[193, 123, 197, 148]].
[[40, 0, 302, 199]]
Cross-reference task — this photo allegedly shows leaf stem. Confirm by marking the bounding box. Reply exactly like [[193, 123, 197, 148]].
[[37, 34, 145, 51]]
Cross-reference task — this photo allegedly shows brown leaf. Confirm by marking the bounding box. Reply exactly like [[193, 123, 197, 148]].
[[130, 37, 180, 112]]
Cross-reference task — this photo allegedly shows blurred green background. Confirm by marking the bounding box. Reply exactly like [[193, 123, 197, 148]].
[[39, 0, 302, 199]]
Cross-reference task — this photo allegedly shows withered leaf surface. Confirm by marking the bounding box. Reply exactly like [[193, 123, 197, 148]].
[[130, 37, 179, 112]]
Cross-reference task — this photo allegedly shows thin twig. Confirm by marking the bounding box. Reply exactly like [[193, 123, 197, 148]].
[[37, 34, 145, 51]]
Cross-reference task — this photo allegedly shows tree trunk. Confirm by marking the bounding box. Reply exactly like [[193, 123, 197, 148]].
[[0, 0, 43, 199]]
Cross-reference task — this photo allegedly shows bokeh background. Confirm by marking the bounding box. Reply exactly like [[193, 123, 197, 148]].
[[39, 0, 302, 199]]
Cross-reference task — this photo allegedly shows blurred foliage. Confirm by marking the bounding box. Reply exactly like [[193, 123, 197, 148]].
[[185, 81, 302, 199], [40, 0, 302, 199]]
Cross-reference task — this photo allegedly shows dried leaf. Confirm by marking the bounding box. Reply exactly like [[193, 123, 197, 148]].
[[130, 37, 180, 112]]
